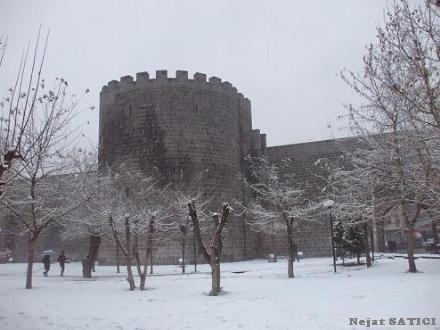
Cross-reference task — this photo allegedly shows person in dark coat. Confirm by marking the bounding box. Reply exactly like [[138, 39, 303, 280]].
[[42, 254, 51, 277], [58, 251, 67, 276], [82, 255, 90, 277], [293, 242, 300, 262]]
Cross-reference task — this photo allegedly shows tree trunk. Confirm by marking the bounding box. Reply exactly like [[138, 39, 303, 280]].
[[364, 223, 371, 268], [139, 273, 147, 291], [116, 244, 120, 273], [284, 214, 295, 278], [139, 257, 148, 291], [210, 224, 222, 297], [82, 259, 92, 278], [242, 215, 247, 260], [188, 202, 211, 263], [287, 234, 295, 278], [188, 202, 230, 295], [138, 245, 150, 291], [182, 233, 186, 274], [82, 235, 100, 278], [287, 256, 294, 278], [370, 221, 375, 262], [89, 235, 100, 270], [26, 234, 38, 289], [211, 260, 221, 296], [432, 219, 439, 254], [133, 232, 149, 291], [125, 254, 135, 290], [407, 225, 417, 273], [193, 231, 197, 272], [209, 212, 227, 295], [146, 235, 154, 275], [125, 220, 136, 290], [210, 232, 222, 295]]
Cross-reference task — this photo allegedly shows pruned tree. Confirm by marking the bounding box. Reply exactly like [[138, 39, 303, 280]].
[[125, 171, 167, 290], [90, 170, 138, 289], [187, 200, 231, 296], [82, 165, 165, 290], [244, 156, 309, 279], [165, 178, 218, 275], [341, 0, 440, 273], [170, 182, 233, 294]]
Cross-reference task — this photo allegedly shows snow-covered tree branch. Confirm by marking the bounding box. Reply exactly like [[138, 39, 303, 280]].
[[244, 156, 312, 278], [341, 0, 440, 272]]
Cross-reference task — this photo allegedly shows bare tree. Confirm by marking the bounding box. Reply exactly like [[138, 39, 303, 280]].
[[126, 172, 168, 290], [356, 1, 440, 130], [341, 0, 440, 273], [187, 200, 231, 296], [0, 35, 7, 69], [1, 29, 84, 192], [57, 149, 103, 277], [316, 156, 375, 267], [244, 156, 308, 278], [164, 176, 220, 274], [168, 183, 232, 295], [0, 28, 92, 288], [83, 168, 134, 288], [2, 150, 90, 289], [82, 165, 165, 290]]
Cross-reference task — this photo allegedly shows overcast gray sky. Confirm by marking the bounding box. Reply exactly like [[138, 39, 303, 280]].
[[0, 0, 388, 147]]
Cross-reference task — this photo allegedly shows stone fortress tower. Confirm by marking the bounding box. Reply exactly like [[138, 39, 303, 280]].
[[99, 70, 264, 202], [99, 70, 267, 262]]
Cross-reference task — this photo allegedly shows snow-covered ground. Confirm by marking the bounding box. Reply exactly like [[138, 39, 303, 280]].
[[0, 256, 439, 330]]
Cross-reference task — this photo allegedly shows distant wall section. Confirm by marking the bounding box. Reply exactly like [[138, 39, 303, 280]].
[[264, 138, 361, 257]]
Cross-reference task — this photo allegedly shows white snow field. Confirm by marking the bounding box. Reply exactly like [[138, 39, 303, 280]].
[[0, 256, 439, 330]]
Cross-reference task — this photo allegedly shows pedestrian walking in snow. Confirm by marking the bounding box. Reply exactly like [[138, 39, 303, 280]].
[[293, 242, 300, 262], [58, 251, 67, 276], [42, 254, 51, 277], [82, 255, 91, 277]]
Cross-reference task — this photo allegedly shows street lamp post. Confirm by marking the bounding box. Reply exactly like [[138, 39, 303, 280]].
[[193, 229, 197, 272], [329, 210, 337, 273], [323, 199, 337, 273]]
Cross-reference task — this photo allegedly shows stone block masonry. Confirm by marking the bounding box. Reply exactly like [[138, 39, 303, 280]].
[[99, 70, 255, 262]]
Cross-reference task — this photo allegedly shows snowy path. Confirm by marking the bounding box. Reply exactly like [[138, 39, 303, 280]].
[[0, 257, 439, 329]]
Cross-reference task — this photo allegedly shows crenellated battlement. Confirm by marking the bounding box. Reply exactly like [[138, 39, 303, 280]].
[[98, 67, 258, 264], [101, 70, 250, 102]]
